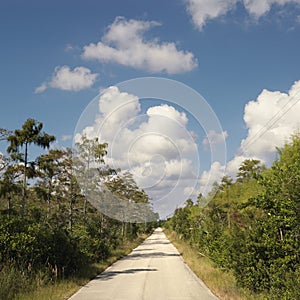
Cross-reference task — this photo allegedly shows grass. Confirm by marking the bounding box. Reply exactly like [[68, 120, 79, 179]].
[[15, 234, 148, 300], [164, 229, 266, 300]]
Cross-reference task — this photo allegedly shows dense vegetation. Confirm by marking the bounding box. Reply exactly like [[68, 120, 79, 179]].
[[0, 119, 158, 300], [166, 134, 300, 299]]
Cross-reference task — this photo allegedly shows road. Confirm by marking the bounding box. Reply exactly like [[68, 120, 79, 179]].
[[69, 228, 219, 300]]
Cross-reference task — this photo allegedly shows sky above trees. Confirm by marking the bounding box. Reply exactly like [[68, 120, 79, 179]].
[[1, 0, 300, 217]]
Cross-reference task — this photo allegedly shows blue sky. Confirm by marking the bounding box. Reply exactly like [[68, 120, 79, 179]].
[[1, 0, 300, 217]]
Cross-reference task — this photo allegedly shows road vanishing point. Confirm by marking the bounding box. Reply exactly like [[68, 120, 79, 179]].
[[69, 228, 219, 300]]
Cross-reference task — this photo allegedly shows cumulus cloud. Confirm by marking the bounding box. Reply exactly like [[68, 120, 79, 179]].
[[243, 0, 300, 17], [186, 0, 300, 30], [75, 81, 300, 215], [82, 17, 198, 74], [197, 80, 300, 195], [186, 0, 237, 30], [222, 80, 299, 178], [36, 66, 98, 93], [75, 86, 200, 217], [200, 161, 225, 185], [202, 130, 228, 150], [49, 66, 98, 91], [240, 80, 300, 161], [165, 159, 195, 179]]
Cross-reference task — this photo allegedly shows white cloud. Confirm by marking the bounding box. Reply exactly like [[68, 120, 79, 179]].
[[147, 105, 188, 125], [183, 186, 199, 197], [36, 66, 98, 93], [217, 80, 300, 182], [186, 0, 300, 30], [186, 0, 238, 30], [198, 161, 225, 195], [199, 161, 225, 186], [202, 130, 228, 150], [75, 81, 300, 216], [99, 86, 140, 123], [226, 155, 249, 175], [240, 80, 300, 161], [83, 85, 141, 144], [165, 159, 195, 179], [35, 82, 47, 94], [82, 17, 198, 74], [49, 66, 98, 91], [75, 86, 200, 217], [243, 0, 300, 17], [0, 152, 8, 173], [0, 151, 4, 166], [65, 44, 75, 52], [61, 135, 72, 141], [243, 0, 272, 17], [197, 80, 300, 194]]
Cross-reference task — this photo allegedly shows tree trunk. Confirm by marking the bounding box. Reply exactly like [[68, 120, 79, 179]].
[[83, 150, 91, 219], [69, 196, 73, 233], [83, 198, 87, 219], [279, 227, 283, 241], [8, 192, 12, 218], [21, 142, 28, 218], [99, 212, 104, 234], [122, 221, 125, 239], [47, 179, 53, 218]]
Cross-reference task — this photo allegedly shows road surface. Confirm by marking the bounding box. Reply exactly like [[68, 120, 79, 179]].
[[69, 228, 219, 300]]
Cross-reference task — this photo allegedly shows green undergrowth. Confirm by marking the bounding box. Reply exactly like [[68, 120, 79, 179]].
[[4, 235, 147, 300], [164, 229, 268, 300]]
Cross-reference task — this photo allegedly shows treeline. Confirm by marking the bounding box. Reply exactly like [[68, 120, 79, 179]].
[[166, 134, 300, 299], [0, 119, 158, 299]]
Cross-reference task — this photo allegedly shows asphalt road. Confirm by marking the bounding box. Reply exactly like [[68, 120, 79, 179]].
[[69, 228, 219, 300]]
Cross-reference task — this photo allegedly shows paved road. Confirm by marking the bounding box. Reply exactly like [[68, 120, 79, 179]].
[[69, 228, 219, 300]]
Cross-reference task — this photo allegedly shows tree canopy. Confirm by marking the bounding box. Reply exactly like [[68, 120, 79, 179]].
[[167, 134, 300, 299]]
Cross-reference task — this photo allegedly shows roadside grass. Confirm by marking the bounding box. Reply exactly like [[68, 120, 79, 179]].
[[164, 229, 267, 300], [15, 234, 148, 300]]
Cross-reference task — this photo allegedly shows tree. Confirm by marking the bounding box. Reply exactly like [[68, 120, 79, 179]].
[[105, 171, 156, 236], [36, 149, 65, 217], [0, 164, 22, 215], [74, 135, 108, 216], [237, 159, 264, 182], [233, 135, 300, 294], [54, 148, 82, 232], [105, 171, 151, 204], [0, 128, 10, 174], [7, 119, 55, 217], [220, 175, 233, 190], [185, 199, 194, 208], [0, 128, 12, 141]]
